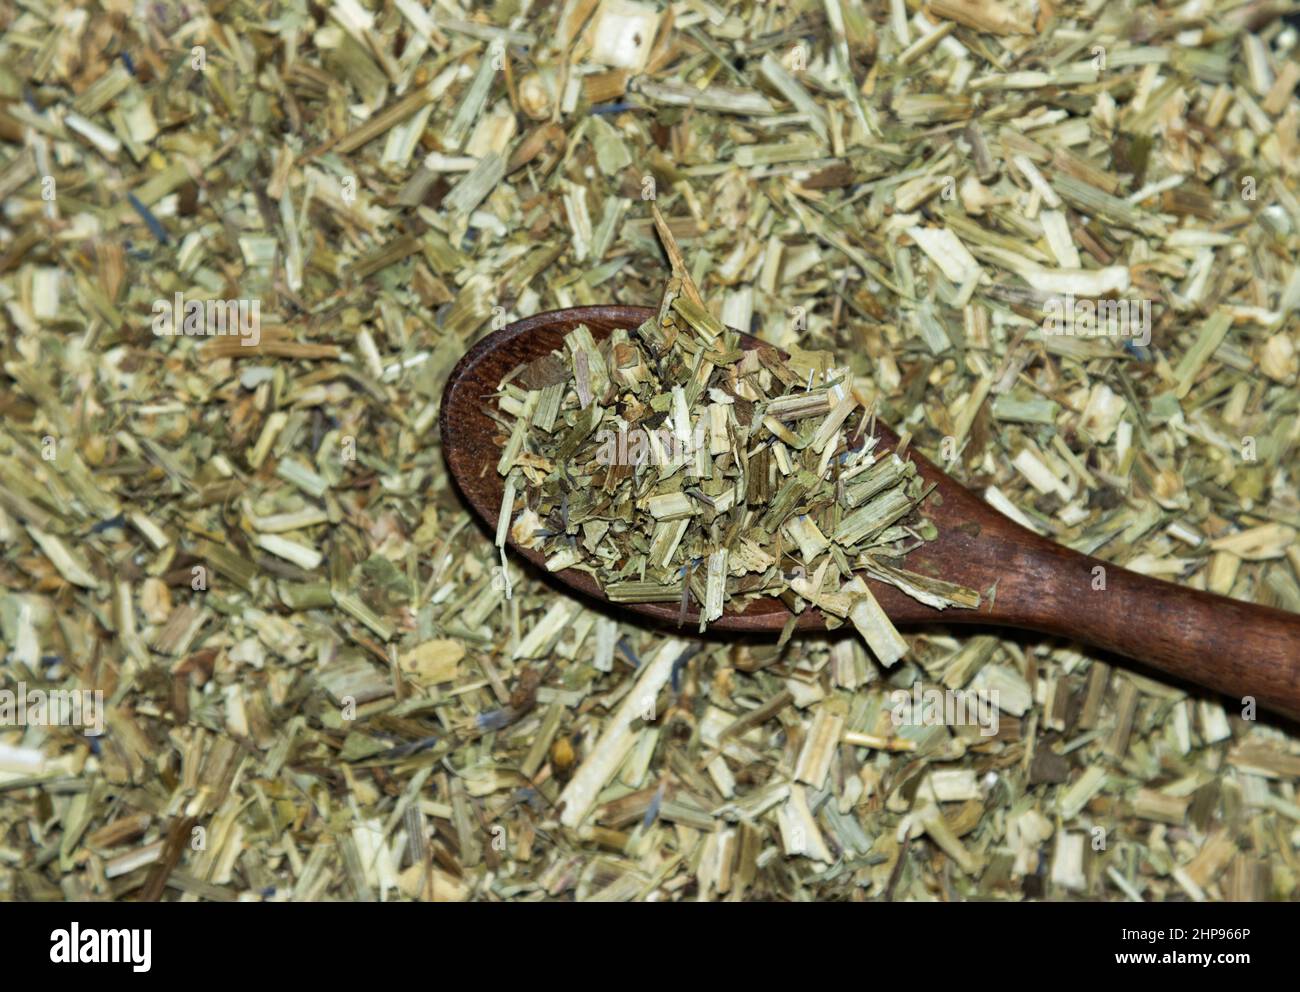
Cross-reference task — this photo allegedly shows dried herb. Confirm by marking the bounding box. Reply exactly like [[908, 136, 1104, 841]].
[[1, 0, 1297, 906], [494, 248, 974, 646]]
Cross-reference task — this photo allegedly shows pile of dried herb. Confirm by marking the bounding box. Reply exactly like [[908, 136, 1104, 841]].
[[496, 211, 975, 651], [4, 0, 1299, 905]]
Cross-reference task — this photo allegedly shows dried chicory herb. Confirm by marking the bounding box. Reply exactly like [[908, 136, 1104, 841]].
[[2, 0, 1298, 908], [495, 226, 976, 650]]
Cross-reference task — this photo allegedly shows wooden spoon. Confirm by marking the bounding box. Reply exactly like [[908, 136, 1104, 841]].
[[442, 306, 1300, 721]]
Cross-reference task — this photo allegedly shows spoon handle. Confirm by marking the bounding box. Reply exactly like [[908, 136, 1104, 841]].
[[891, 444, 1300, 722], [992, 534, 1300, 722]]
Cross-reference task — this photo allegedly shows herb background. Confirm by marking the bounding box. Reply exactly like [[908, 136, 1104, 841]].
[[0, 0, 1298, 901]]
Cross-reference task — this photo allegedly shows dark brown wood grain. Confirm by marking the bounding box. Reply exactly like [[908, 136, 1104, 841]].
[[441, 306, 1300, 720]]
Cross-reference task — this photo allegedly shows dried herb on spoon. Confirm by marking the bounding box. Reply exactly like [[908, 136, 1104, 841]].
[[493, 211, 978, 661]]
